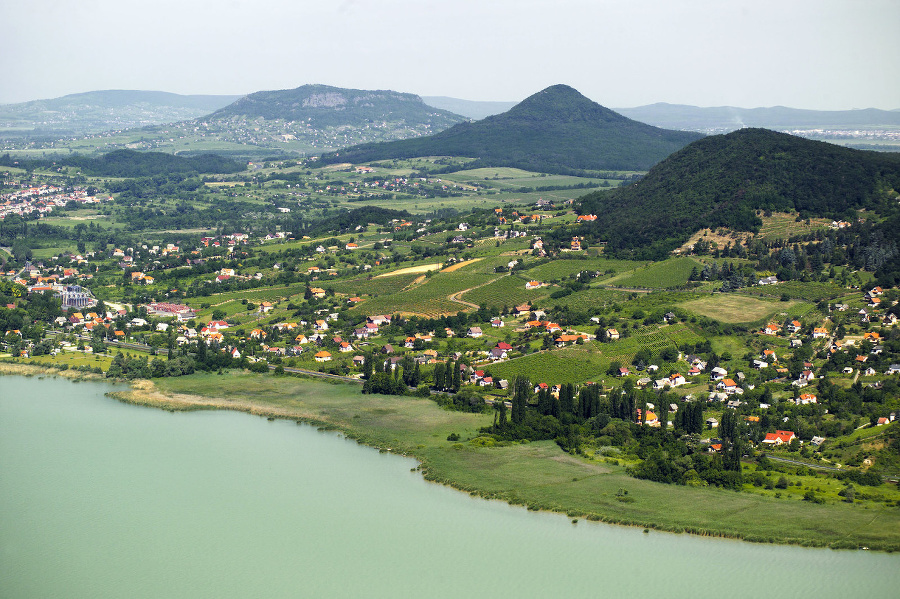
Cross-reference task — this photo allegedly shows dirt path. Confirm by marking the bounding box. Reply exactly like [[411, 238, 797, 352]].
[[447, 273, 508, 310], [441, 258, 483, 273]]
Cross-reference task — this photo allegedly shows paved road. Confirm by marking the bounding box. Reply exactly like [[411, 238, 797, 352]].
[[276, 364, 363, 384], [765, 455, 842, 471]]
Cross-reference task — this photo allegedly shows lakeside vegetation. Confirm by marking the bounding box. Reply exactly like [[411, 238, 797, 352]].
[[42, 369, 889, 551]]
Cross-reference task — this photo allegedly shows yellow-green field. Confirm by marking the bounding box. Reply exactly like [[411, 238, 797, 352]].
[[681, 294, 804, 324]]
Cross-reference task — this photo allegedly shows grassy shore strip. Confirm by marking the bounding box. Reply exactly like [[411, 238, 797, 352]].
[[7, 364, 899, 551], [0, 361, 107, 381]]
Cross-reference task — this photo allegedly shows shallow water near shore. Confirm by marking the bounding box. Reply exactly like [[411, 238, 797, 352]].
[[1, 375, 898, 598]]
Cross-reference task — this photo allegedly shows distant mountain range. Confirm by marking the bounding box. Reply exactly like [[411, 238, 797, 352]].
[[579, 128, 900, 257], [0, 90, 240, 138], [4, 86, 898, 157], [0, 85, 468, 156], [615, 103, 900, 133], [321, 85, 703, 173]]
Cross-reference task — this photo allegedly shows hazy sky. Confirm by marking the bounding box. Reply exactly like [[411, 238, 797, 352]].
[[3, 0, 898, 110]]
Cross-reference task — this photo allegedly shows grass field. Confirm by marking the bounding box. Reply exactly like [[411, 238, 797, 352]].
[[681, 294, 804, 324], [376, 263, 444, 277], [488, 324, 704, 385], [133, 371, 900, 550], [16, 351, 113, 370]]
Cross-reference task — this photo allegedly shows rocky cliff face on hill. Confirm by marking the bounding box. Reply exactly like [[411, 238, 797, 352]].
[[209, 84, 464, 131]]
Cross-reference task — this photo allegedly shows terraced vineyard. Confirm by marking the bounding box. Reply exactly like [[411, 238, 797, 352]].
[[741, 281, 849, 302], [460, 274, 546, 310], [523, 257, 645, 281], [604, 256, 702, 289], [544, 287, 629, 312], [348, 271, 498, 317], [488, 346, 607, 385], [326, 273, 422, 297]]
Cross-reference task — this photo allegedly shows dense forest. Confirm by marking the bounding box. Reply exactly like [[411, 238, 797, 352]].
[[578, 128, 900, 258], [0, 150, 245, 177]]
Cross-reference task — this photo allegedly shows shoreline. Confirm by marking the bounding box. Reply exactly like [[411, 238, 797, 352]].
[[3, 362, 899, 553], [0, 361, 107, 382]]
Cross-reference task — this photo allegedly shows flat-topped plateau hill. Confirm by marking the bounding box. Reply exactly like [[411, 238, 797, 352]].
[[209, 84, 464, 131]]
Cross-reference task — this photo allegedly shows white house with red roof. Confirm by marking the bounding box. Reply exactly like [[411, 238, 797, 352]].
[[762, 430, 797, 445]]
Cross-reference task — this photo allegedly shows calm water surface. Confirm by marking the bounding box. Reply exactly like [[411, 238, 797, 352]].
[[1, 375, 898, 598]]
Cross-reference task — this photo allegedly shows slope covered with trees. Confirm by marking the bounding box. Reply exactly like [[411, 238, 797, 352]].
[[1, 149, 244, 176], [579, 128, 900, 258], [319, 85, 703, 174]]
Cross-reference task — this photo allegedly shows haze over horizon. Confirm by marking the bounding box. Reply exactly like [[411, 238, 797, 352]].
[[2, 0, 898, 111]]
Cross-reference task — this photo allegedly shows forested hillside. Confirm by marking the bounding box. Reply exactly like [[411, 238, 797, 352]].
[[579, 128, 900, 258], [320, 85, 703, 174], [1, 150, 245, 176]]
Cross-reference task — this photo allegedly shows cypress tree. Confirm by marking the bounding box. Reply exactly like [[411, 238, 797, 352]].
[[433, 362, 445, 390]]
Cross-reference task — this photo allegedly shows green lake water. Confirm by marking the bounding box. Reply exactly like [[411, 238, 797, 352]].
[[1, 375, 898, 598]]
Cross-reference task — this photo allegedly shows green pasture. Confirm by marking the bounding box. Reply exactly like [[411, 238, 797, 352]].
[[22, 351, 113, 370], [489, 324, 703, 385]]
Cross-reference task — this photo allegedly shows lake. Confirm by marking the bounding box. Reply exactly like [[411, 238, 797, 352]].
[[1, 375, 898, 598]]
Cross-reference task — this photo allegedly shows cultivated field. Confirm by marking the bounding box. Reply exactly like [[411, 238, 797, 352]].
[[756, 212, 831, 241], [375, 263, 443, 277], [681, 294, 802, 324], [460, 274, 546, 310], [604, 256, 702, 288]]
